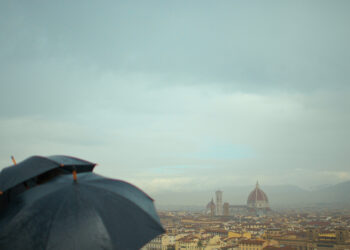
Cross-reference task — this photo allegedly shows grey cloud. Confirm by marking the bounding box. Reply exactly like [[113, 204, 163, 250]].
[[1, 1, 350, 91], [0, 0, 350, 194]]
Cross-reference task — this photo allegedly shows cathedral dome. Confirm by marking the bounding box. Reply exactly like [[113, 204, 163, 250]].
[[206, 198, 216, 210], [206, 198, 216, 216], [247, 182, 269, 209]]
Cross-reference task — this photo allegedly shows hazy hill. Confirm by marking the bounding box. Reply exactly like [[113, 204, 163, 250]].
[[309, 181, 350, 205]]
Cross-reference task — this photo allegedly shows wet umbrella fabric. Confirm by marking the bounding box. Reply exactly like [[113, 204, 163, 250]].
[[0, 155, 96, 193], [47, 155, 96, 172], [0, 172, 164, 250]]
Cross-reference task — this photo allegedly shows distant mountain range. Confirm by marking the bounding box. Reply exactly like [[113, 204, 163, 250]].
[[153, 181, 350, 210], [310, 180, 350, 205]]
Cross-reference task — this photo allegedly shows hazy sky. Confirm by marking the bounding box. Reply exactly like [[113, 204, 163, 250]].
[[0, 0, 349, 195]]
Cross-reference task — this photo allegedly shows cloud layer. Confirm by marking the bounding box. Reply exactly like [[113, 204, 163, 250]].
[[1, 0, 349, 195]]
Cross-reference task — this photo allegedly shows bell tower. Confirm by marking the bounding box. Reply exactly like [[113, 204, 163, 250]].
[[215, 190, 223, 216]]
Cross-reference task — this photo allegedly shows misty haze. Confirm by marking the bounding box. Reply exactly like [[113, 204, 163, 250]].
[[1, 0, 349, 207], [1, 1, 350, 249]]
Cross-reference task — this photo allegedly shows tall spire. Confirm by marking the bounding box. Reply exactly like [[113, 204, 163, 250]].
[[256, 180, 259, 188]]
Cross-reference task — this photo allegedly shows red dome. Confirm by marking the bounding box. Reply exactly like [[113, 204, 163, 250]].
[[247, 182, 269, 203]]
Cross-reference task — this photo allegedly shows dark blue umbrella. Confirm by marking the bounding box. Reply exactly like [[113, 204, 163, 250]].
[[0, 155, 96, 194], [0, 172, 164, 250]]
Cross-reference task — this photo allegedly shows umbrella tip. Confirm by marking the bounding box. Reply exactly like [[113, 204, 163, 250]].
[[11, 155, 17, 165], [73, 170, 77, 182]]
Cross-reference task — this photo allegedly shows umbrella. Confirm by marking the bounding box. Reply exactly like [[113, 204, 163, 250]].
[[0, 155, 96, 194], [0, 172, 165, 250]]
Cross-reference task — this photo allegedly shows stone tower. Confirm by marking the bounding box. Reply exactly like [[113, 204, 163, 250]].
[[216, 190, 223, 216]]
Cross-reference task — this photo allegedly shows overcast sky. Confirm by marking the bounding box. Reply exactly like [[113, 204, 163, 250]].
[[0, 0, 349, 195]]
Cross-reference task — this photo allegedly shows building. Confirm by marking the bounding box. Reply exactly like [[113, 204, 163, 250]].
[[224, 202, 230, 216], [229, 205, 248, 215], [205, 182, 271, 217], [175, 235, 200, 250], [205, 229, 228, 238], [267, 227, 350, 250], [239, 239, 279, 250], [142, 234, 175, 250], [216, 190, 223, 216], [247, 181, 270, 213], [206, 198, 216, 217], [203, 235, 225, 249], [239, 239, 269, 250]]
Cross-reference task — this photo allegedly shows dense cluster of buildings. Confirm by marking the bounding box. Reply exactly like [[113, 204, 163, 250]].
[[142, 208, 350, 250], [206, 182, 271, 217], [142, 181, 350, 250]]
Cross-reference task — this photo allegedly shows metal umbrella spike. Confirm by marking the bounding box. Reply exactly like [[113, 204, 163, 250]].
[[0, 155, 96, 194], [0, 172, 165, 250]]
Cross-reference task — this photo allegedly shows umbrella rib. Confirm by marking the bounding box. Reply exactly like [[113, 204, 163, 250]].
[[80, 185, 164, 249], [75, 188, 114, 248], [82, 184, 164, 232], [49, 155, 96, 165], [43, 190, 70, 250], [0, 156, 60, 192]]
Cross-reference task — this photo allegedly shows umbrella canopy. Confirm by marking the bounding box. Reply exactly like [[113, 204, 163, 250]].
[[0, 155, 96, 193], [47, 155, 96, 172], [0, 172, 165, 250]]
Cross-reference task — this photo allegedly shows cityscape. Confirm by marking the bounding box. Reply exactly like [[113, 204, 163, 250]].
[[204, 182, 271, 217], [142, 182, 350, 250], [1, 1, 350, 250]]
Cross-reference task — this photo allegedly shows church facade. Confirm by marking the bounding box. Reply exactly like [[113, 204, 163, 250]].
[[205, 181, 270, 216]]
